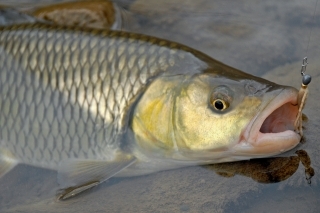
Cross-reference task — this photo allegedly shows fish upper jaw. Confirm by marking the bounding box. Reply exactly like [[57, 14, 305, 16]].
[[234, 87, 301, 156]]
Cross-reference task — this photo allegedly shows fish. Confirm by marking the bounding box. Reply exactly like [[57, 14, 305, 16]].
[[1, 0, 134, 31], [29, 0, 124, 30], [0, 22, 301, 199]]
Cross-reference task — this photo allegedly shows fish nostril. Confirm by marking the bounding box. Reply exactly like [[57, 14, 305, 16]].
[[245, 84, 257, 95]]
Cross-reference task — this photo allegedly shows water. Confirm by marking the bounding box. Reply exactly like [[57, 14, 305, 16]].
[[0, 0, 319, 212]]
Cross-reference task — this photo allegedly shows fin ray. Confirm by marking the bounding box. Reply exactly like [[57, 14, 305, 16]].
[[0, 149, 17, 178], [57, 155, 136, 189]]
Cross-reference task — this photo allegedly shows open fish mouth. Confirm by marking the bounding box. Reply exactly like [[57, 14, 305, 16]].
[[235, 88, 301, 156]]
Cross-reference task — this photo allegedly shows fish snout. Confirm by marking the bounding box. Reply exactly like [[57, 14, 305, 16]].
[[234, 87, 301, 156]]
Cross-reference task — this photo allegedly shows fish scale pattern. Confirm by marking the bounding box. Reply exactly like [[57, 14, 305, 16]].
[[0, 24, 193, 169]]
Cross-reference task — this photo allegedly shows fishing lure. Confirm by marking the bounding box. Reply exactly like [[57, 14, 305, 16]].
[[294, 57, 312, 136]]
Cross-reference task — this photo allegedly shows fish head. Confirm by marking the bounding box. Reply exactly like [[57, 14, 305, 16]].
[[132, 72, 300, 163]]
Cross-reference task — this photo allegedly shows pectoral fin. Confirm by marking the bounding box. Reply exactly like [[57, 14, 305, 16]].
[[57, 155, 136, 200], [0, 150, 17, 178], [58, 181, 101, 200]]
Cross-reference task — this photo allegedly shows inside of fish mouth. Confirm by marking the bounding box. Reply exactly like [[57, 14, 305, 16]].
[[259, 102, 299, 134]]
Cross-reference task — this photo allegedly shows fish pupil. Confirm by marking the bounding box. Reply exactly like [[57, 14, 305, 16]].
[[214, 100, 224, 110]]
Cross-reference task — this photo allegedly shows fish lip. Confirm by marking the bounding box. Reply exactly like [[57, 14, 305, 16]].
[[236, 87, 301, 156]]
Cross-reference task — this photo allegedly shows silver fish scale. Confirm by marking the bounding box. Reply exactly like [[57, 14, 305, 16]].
[[0, 24, 205, 169]]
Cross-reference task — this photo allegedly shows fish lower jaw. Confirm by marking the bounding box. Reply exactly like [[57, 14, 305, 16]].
[[235, 130, 300, 156]]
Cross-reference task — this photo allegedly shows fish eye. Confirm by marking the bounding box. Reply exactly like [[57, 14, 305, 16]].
[[209, 86, 233, 112], [212, 99, 228, 111]]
